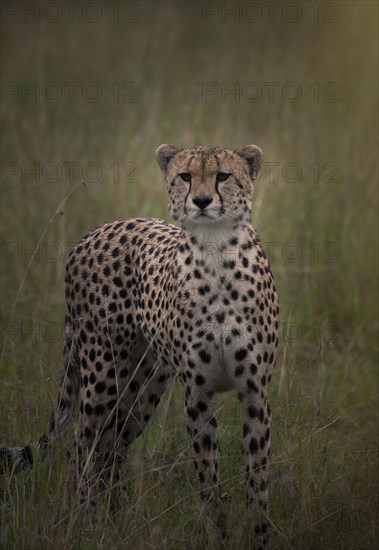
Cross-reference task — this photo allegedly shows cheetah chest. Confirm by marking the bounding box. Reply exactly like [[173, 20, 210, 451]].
[[170, 269, 261, 390]]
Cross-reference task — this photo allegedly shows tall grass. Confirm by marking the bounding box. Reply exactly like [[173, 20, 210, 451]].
[[1, 1, 378, 548]]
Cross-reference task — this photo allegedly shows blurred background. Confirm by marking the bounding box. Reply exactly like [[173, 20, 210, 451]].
[[1, 1, 378, 548]]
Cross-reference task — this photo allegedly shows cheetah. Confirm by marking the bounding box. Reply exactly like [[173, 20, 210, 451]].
[[1, 144, 279, 548]]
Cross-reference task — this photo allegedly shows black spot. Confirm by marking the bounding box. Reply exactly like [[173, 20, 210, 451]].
[[199, 349, 211, 363], [202, 434, 212, 451], [250, 364, 257, 375], [103, 351, 112, 362], [231, 289, 239, 300], [115, 334, 123, 346], [102, 284, 109, 296], [247, 379, 259, 392], [149, 394, 160, 406], [260, 480, 268, 492], [187, 407, 199, 421], [248, 406, 258, 419], [195, 374, 205, 385], [94, 404, 105, 416], [197, 401, 208, 412], [108, 302, 117, 313], [249, 438, 258, 454], [216, 312, 225, 323], [235, 349, 248, 361], [198, 285, 210, 295], [95, 382, 106, 394]]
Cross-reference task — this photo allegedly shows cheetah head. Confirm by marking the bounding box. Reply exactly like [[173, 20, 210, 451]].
[[156, 144, 263, 229]]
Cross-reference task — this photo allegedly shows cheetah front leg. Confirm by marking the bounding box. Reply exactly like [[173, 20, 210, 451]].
[[239, 391, 271, 549], [184, 389, 227, 545]]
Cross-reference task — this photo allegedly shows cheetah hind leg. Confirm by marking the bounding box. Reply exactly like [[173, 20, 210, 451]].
[[103, 344, 168, 515], [73, 338, 168, 518]]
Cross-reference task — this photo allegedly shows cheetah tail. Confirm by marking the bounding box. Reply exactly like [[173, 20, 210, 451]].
[[0, 351, 80, 475], [0, 445, 34, 474]]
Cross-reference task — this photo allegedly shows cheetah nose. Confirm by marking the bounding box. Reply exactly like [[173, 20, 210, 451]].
[[192, 195, 213, 210]]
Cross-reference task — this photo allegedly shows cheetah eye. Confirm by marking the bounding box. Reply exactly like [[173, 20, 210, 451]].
[[216, 172, 230, 182], [179, 172, 192, 183]]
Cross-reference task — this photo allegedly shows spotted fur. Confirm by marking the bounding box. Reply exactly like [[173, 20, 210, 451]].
[[1, 144, 278, 548]]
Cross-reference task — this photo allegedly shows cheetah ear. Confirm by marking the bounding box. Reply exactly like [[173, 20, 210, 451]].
[[234, 145, 263, 181], [156, 144, 181, 175]]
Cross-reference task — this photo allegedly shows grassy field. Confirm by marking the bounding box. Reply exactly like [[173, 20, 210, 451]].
[[0, 1, 378, 548]]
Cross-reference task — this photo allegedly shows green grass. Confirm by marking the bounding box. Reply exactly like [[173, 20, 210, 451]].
[[1, 1, 378, 548]]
